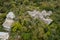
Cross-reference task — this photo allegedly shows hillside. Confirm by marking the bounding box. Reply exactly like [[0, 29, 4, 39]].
[[0, 0, 60, 40]]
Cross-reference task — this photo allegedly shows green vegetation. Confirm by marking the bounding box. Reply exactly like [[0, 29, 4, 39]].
[[0, 0, 60, 40]]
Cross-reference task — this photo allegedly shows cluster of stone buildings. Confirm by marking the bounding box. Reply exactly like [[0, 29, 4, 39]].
[[0, 10, 53, 40]]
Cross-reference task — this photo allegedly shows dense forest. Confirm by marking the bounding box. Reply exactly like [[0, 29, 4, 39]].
[[0, 0, 60, 40]]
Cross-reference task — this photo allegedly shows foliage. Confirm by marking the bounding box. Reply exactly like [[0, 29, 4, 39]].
[[12, 21, 22, 32], [0, 0, 60, 40]]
